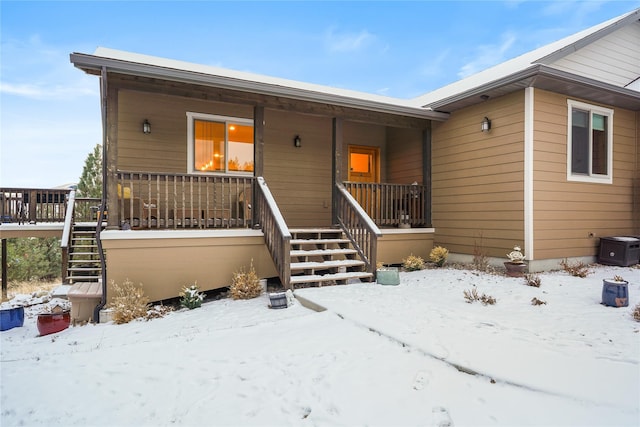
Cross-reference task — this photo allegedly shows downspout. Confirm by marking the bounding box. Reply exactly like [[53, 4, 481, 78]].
[[93, 65, 109, 323]]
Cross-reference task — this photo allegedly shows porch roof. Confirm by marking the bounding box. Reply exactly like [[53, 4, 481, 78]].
[[70, 47, 449, 122]]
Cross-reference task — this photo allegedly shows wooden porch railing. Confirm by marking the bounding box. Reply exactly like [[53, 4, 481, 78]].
[[254, 177, 291, 289], [342, 182, 430, 228], [335, 183, 382, 276], [0, 188, 71, 223], [115, 172, 254, 229]]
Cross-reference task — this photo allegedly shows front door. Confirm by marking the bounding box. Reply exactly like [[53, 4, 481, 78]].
[[348, 146, 380, 218]]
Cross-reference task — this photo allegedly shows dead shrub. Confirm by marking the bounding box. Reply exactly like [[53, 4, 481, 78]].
[[107, 279, 150, 324], [523, 273, 542, 287], [531, 297, 547, 306], [632, 303, 640, 322], [472, 233, 489, 272], [463, 287, 496, 305], [560, 259, 591, 278], [230, 261, 262, 300]]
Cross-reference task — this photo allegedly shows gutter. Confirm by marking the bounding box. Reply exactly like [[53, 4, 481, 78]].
[[425, 64, 640, 111], [69, 52, 449, 122]]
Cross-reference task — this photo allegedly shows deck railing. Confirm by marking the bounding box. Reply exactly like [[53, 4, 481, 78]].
[[335, 183, 382, 275], [254, 177, 291, 289], [0, 188, 71, 223], [115, 172, 254, 229], [342, 181, 430, 228]]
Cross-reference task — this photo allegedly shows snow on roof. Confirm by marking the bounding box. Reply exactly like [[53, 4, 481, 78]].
[[91, 47, 421, 110], [411, 8, 639, 108]]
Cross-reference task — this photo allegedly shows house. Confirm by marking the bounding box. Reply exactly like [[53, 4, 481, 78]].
[[69, 8, 639, 304]]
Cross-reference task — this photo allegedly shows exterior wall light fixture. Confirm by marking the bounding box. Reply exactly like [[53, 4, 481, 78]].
[[293, 135, 301, 147], [143, 119, 151, 134], [481, 117, 491, 132]]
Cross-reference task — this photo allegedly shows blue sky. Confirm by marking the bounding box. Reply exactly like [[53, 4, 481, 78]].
[[1, 0, 638, 188]]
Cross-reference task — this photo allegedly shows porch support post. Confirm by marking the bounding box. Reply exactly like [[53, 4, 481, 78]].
[[332, 117, 343, 225], [254, 106, 265, 226], [104, 69, 119, 230], [423, 126, 432, 227], [1, 238, 7, 301]]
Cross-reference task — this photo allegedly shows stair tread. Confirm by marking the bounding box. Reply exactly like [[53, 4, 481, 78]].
[[290, 248, 357, 257], [291, 259, 365, 270], [290, 271, 373, 284], [290, 238, 350, 245], [289, 228, 341, 233]]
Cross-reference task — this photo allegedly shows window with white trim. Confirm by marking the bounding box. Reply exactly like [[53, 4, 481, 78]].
[[187, 112, 254, 174], [567, 100, 613, 184]]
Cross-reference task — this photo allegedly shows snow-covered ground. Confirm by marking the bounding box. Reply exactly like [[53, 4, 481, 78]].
[[1, 264, 639, 426]]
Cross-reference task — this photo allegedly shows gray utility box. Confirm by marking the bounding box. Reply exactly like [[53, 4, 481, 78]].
[[598, 236, 640, 267]]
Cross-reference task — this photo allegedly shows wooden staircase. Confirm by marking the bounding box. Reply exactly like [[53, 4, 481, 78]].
[[65, 224, 103, 284], [289, 228, 374, 287]]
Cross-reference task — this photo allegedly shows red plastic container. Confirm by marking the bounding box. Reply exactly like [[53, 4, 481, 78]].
[[37, 311, 71, 336]]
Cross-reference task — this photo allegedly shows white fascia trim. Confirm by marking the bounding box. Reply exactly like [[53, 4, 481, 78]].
[[524, 87, 534, 261]]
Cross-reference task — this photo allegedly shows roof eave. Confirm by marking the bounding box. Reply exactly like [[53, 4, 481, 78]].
[[425, 65, 640, 112], [70, 52, 449, 122]]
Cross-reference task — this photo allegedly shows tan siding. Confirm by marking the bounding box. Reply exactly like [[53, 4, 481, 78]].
[[432, 91, 525, 257], [387, 127, 423, 184], [263, 109, 333, 227], [532, 89, 638, 259], [117, 90, 253, 173], [342, 121, 386, 181]]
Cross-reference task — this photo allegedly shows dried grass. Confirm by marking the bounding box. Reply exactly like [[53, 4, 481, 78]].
[[463, 287, 496, 305], [560, 259, 591, 278], [523, 273, 542, 288], [531, 297, 547, 306], [5, 280, 60, 299]]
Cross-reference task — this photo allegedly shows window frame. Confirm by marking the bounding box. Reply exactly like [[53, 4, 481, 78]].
[[186, 112, 254, 176], [566, 99, 614, 184]]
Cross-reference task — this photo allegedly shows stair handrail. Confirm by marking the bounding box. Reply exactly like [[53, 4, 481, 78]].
[[60, 190, 76, 282], [255, 177, 291, 289], [335, 183, 382, 276], [60, 189, 76, 249]]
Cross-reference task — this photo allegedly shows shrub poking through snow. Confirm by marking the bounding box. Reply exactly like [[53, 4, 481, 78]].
[[531, 297, 547, 306], [403, 254, 425, 271], [560, 259, 591, 278], [523, 273, 542, 287], [180, 284, 205, 309], [230, 260, 262, 300], [472, 233, 490, 272], [108, 279, 150, 324], [463, 287, 496, 305], [632, 303, 640, 322], [429, 246, 449, 267]]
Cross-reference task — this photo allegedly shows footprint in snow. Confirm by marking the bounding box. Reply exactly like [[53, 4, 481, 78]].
[[431, 406, 454, 427], [413, 371, 432, 390]]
